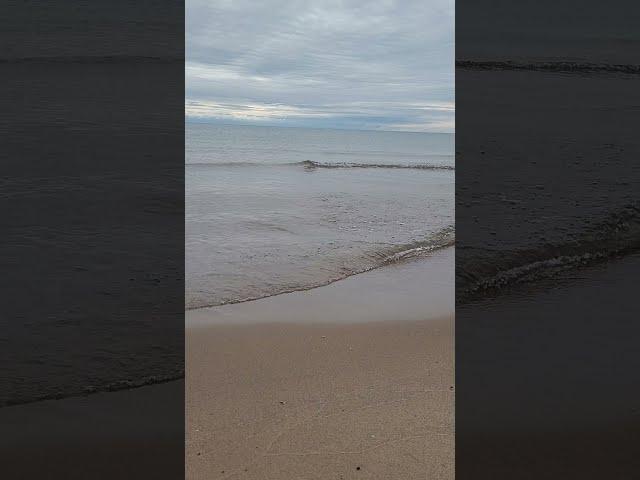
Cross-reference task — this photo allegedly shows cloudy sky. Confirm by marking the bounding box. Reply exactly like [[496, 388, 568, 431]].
[[186, 0, 454, 132]]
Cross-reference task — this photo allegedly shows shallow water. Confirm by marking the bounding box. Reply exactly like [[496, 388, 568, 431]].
[[187, 247, 454, 327], [186, 124, 455, 309]]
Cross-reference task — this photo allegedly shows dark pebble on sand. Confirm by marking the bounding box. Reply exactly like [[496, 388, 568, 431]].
[[356, 466, 361, 471]]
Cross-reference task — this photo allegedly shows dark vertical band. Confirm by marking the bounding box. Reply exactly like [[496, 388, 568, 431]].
[[456, 1, 640, 478], [0, 2, 185, 478]]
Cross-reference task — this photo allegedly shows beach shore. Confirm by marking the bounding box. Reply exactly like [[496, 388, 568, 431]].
[[186, 247, 454, 479]]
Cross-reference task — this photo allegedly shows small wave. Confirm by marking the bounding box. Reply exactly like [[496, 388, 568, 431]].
[[458, 205, 640, 302], [296, 160, 454, 170], [457, 60, 640, 75], [382, 226, 456, 263], [187, 160, 454, 170]]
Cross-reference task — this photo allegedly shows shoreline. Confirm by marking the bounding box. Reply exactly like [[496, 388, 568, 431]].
[[188, 246, 454, 327], [187, 247, 454, 479], [186, 227, 455, 312]]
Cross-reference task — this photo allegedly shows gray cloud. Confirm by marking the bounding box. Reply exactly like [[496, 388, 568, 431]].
[[186, 0, 454, 132]]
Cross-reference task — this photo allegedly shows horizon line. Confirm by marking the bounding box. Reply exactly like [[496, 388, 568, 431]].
[[185, 119, 455, 135]]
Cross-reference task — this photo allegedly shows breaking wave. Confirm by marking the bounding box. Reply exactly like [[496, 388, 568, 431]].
[[296, 160, 454, 170], [187, 160, 454, 170], [458, 205, 640, 302]]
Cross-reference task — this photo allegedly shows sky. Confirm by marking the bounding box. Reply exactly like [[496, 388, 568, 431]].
[[186, 0, 454, 132]]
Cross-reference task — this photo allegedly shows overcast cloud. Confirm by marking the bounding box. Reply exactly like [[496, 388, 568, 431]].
[[186, 0, 454, 132]]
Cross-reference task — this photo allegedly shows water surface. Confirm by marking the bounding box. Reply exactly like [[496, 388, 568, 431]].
[[186, 124, 454, 309]]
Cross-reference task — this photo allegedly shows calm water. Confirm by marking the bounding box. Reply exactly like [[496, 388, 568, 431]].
[[186, 123, 454, 309]]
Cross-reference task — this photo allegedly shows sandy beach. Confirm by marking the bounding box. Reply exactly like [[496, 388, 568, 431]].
[[186, 248, 454, 479]]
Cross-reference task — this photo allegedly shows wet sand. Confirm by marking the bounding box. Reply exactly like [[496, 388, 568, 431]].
[[187, 248, 454, 479]]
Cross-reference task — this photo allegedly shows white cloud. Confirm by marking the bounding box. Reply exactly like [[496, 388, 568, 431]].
[[186, 0, 454, 132], [185, 100, 335, 121]]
